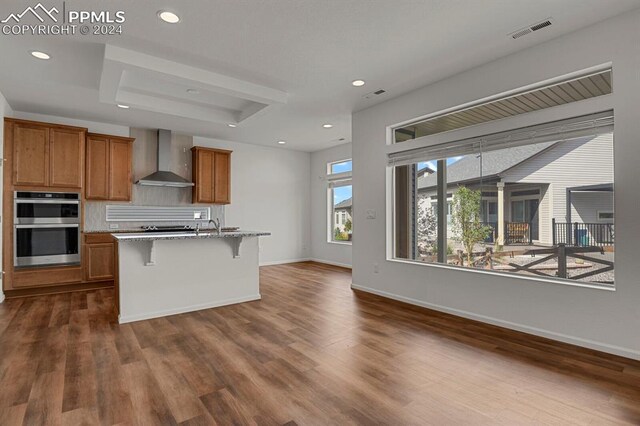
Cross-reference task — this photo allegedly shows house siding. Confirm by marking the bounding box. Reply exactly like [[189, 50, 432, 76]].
[[502, 133, 614, 242]]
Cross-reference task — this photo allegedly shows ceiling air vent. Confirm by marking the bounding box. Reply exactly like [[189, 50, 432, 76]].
[[363, 89, 387, 99], [510, 18, 553, 40]]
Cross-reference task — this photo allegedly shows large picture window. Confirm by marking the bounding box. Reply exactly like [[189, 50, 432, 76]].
[[391, 112, 615, 287], [328, 160, 353, 243]]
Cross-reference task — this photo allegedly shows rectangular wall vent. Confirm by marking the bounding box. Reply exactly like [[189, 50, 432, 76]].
[[363, 89, 387, 99], [106, 205, 211, 222], [510, 18, 553, 39], [530, 20, 552, 32]]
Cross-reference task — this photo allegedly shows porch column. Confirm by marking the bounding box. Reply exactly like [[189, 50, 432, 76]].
[[497, 181, 505, 245], [437, 159, 447, 263]]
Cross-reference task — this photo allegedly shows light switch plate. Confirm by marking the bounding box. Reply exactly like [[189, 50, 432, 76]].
[[366, 209, 376, 219]]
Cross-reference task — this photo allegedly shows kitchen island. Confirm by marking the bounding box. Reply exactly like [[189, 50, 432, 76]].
[[113, 230, 270, 323]]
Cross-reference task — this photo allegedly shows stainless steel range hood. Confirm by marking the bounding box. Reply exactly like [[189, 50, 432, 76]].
[[136, 130, 194, 187]]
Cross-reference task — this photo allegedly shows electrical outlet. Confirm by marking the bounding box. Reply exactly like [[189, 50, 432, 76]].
[[373, 262, 379, 273], [109, 224, 119, 229], [366, 209, 376, 219]]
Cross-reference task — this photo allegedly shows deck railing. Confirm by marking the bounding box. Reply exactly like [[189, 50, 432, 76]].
[[505, 222, 532, 245], [480, 221, 532, 245], [552, 219, 614, 247]]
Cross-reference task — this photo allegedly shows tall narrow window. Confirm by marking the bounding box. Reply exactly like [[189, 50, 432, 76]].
[[328, 160, 353, 243], [390, 112, 615, 287]]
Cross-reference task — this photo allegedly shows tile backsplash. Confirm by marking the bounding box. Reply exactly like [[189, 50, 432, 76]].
[[83, 128, 225, 231]]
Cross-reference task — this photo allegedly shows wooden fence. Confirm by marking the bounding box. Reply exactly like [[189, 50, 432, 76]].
[[448, 243, 613, 283]]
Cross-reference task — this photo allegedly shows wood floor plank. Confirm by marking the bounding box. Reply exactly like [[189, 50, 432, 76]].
[[0, 261, 639, 425]]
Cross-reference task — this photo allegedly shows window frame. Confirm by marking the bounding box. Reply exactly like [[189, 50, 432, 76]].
[[327, 158, 353, 245], [597, 210, 614, 223], [385, 76, 616, 291]]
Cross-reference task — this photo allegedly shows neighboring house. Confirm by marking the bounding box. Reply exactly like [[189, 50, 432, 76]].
[[417, 133, 614, 246], [334, 197, 353, 232]]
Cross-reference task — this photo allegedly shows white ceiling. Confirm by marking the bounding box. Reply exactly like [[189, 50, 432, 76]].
[[1, 0, 639, 151]]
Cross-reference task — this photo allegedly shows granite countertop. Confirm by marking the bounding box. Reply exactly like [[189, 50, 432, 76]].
[[112, 231, 271, 242], [84, 229, 144, 234], [84, 227, 222, 234]]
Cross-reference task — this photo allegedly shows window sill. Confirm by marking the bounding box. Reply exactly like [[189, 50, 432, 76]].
[[386, 257, 615, 292], [328, 241, 352, 246]]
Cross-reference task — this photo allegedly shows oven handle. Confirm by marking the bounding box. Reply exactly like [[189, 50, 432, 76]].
[[15, 224, 80, 229], [14, 199, 80, 204]]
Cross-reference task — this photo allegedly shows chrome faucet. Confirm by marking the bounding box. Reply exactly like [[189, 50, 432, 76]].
[[209, 218, 221, 235], [195, 222, 201, 235]]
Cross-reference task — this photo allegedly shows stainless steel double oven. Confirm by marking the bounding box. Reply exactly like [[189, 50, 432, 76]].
[[14, 191, 81, 268]]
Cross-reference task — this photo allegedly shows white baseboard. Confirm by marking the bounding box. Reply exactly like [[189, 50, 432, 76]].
[[308, 258, 352, 269], [259, 258, 352, 269], [259, 258, 311, 266], [351, 283, 640, 361], [118, 294, 261, 324]]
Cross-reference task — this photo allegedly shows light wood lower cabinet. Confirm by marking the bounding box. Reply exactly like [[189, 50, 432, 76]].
[[84, 233, 116, 281]]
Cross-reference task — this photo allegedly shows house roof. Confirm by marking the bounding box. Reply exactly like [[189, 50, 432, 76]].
[[335, 197, 352, 209], [417, 165, 435, 176], [417, 142, 557, 191]]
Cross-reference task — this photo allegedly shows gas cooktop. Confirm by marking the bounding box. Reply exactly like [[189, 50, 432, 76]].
[[141, 225, 195, 233]]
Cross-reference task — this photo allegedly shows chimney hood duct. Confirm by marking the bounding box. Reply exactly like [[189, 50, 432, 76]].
[[136, 130, 194, 187]]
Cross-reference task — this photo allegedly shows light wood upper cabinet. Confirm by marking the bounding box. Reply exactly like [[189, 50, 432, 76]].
[[49, 128, 84, 188], [214, 151, 231, 204], [191, 146, 232, 204], [86, 133, 134, 201], [109, 139, 133, 201], [85, 135, 109, 199], [11, 120, 85, 188], [13, 123, 49, 186]]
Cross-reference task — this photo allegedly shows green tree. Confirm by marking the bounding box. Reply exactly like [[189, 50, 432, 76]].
[[451, 186, 492, 265], [344, 218, 352, 233]]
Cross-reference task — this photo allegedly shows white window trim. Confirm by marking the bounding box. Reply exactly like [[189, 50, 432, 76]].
[[388, 257, 615, 292], [327, 159, 353, 245], [384, 71, 616, 290], [327, 159, 353, 175]]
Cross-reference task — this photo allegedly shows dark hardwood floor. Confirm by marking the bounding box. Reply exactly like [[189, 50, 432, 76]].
[[0, 261, 639, 425]]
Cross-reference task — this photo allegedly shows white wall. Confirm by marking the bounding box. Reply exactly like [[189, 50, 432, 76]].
[[194, 136, 311, 265], [352, 10, 640, 359], [310, 143, 352, 268], [0, 91, 14, 302], [12, 111, 129, 137]]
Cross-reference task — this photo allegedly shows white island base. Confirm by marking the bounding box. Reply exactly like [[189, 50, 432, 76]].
[[114, 232, 268, 324]]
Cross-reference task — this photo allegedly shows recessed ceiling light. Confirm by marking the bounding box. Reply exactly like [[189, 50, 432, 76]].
[[228, 124, 237, 128], [322, 124, 333, 128], [30, 51, 50, 60], [158, 10, 180, 24], [186, 88, 199, 94], [278, 140, 286, 145], [117, 104, 130, 109], [352, 79, 365, 87]]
